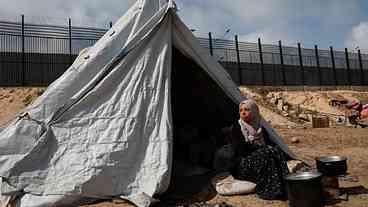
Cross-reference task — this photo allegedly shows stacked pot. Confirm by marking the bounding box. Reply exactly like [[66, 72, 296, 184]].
[[284, 156, 348, 207]]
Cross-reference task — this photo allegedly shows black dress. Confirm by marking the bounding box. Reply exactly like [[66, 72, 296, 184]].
[[229, 122, 289, 200]]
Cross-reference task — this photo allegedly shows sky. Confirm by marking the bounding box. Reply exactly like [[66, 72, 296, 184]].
[[0, 0, 368, 52]]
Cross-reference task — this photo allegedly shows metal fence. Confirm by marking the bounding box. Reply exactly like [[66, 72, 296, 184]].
[[0, 17, 106, 86], [1, 17, 368, 86], [198, 34, 368, 86]]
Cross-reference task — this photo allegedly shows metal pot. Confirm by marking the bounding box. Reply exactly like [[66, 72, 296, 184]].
[[316, 156, 347, 176], [284, 171, 324, 207]]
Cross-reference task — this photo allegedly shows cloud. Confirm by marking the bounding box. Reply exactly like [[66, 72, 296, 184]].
[[346, 22, 368, 51], [239, 29, 296, 46], [0, 0, 136, 27], [0, 0, 366, 50], [175, 0, 291, 37], [176, 0, 364, 49]]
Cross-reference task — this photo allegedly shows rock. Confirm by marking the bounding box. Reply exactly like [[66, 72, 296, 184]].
[[298, 113, 310, 121], [274, 93, 283, 100], [291, 137, 300, 143], [282, 111, 289, 117], [335, 116, 346, 124], [282, 104, 289, 111], [22, 94, 34, 106], [36, 89, 45, 96], [308, 114, 314, 121], [358, 194, 368, 200], [8, 98, 13, 103], [277, 99, 284, 111], [288, 110, 297, 116], [266, 93, 274, 99], [250, 94, 258, 99], [270, 97, 278, 105]]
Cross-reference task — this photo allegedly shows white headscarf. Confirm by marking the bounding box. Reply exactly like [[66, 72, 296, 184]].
[[238, 99, 264, 145]]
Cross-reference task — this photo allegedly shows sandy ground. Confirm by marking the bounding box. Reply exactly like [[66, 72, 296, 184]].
[[82, 89, 368, 207], [82, 126, 368, 207], [0, 87, 44, 127], [0, 88, 368, 206]]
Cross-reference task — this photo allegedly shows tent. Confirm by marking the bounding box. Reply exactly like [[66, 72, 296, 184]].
[[0, 0, 296, 206]]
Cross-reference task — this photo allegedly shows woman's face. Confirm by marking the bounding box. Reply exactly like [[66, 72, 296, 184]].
[[239, 104, 252, 123]]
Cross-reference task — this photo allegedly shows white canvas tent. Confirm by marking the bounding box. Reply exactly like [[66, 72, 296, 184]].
[[0, 0, 296, 206]]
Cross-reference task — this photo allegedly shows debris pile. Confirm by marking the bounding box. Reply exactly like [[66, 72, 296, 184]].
[[262, 92, 326, 127], [240, 87, 368, 128]]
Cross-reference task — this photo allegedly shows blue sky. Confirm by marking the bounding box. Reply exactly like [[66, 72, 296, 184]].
[[0, 0, 367, 52], [176, 0, 368, 52]]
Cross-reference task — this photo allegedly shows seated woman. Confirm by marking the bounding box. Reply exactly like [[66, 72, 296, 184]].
[[216, 99, 289, 200]]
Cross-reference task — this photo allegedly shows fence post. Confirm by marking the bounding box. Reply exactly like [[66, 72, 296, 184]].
[[68, 18, 72, 65], [278, 40, 286, 86], [235, 35, 242, 85], [315, 45, 322, 86], [358, 49, 365, 85], [258, 38, 265, 85], [109, 21, 113, 28], [345, 48, 351, 86], [330, 46, 338, 86], [298, 42, 305, 86], [208, 32, 213, 56], [21, 14, 25, 86]]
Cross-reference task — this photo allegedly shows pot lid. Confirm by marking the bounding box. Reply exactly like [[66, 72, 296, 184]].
[[285, 171, 322, 181], [316, 156, 347, 162]]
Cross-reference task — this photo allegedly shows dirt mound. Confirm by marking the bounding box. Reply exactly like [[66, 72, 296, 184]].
[[0, 87, 45, 127], [270, 91, 368, 116], [239, 87, 299, 127], [2, 87, 367, 128], [0, 87, 298, 128], [239, 87, 368, 127]]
